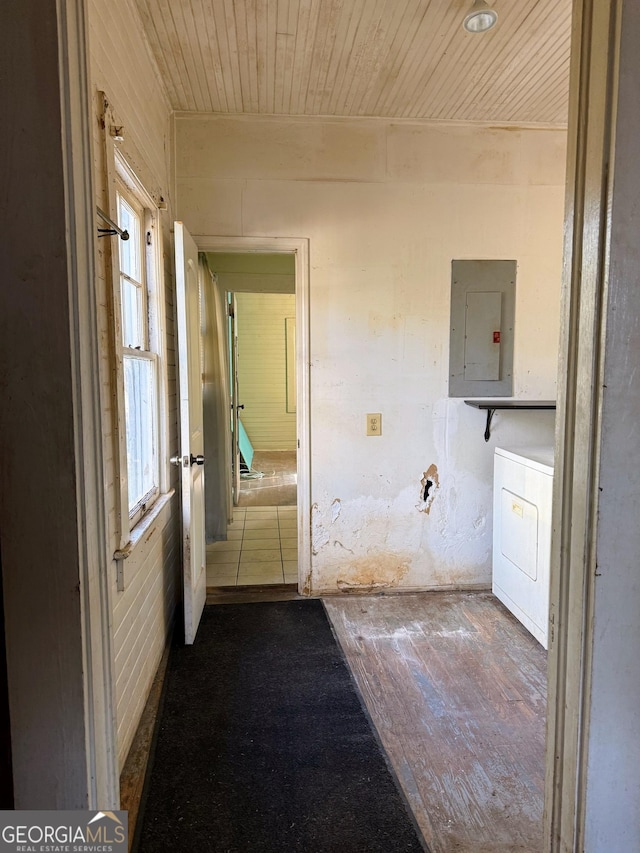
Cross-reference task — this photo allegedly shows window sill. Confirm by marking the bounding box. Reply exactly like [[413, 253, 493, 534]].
[[130, 489, 175, 547], [114, 489, 176, 591]]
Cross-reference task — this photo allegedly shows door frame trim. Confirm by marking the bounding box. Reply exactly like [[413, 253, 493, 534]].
[[544, 0, 621, 847], [194, 236, 311, 593], [59, 0, 119, 806]]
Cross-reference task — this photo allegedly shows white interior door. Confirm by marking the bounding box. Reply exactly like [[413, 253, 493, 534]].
[[174, 222, 206, 644]]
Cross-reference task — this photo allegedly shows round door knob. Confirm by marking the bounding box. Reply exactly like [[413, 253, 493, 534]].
[[190, 454, 205, 466]]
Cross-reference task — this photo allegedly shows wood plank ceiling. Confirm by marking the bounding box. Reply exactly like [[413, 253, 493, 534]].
[[135, 0, 572, 125]]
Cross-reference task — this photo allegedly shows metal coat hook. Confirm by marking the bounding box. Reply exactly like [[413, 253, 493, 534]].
[[96, 207, 129, 240]]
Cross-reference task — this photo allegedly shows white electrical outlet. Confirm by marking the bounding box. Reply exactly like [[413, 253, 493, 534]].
[[367, 413, 382, 436]]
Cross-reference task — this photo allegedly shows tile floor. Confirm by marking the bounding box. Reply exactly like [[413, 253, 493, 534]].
[[206, 506, 298, 587]]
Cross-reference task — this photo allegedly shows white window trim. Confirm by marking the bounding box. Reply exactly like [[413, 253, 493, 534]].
[[104, 138, 170, 562]]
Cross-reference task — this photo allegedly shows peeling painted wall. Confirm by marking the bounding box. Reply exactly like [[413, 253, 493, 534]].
[[176, 115, 564, 593]]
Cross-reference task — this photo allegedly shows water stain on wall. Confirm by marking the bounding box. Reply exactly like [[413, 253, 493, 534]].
[[302, 569, 313, 596], [336, 552, 411, 593], [418, 464, 440, 514]]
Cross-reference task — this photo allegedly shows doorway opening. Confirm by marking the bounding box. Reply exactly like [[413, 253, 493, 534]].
[[196, 238, 310, 592], [227, 274, 297, 509]]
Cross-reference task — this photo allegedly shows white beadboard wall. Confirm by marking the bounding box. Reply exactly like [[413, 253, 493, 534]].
[[88, 0, 181, 771], [237, 292, 297, 451], [89, 0, 171, 196]]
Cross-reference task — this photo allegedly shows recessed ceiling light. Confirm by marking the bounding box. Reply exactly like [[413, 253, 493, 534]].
[[463, 0, 498, 33]]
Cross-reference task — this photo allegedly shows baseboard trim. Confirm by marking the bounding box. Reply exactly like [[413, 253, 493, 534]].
[[120, 639, 171, 849]]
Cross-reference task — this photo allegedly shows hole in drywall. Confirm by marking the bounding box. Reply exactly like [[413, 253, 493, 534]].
[[418, 465, 439, 514]]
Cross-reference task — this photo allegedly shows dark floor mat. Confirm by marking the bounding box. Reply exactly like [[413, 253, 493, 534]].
[[135, 599, 427, 852]]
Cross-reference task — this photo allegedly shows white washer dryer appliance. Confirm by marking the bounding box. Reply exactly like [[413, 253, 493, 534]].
[[493, 446, 554, 648]]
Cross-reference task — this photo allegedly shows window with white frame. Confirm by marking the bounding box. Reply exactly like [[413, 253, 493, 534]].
[[115, 166, 162, 527]]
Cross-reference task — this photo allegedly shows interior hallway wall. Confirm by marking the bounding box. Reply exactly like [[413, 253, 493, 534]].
[[176, 114, 566, 594], [208, 252, 296, 294], [88, 0, 180, 769], [236, 292, 297, 451]]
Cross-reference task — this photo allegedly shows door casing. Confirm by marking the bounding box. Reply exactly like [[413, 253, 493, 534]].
[[196, 236, 311, 594], [38, 0, 625, 834]]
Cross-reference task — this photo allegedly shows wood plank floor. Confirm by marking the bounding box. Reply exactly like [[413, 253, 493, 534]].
[[324, 591, 547, 853]]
